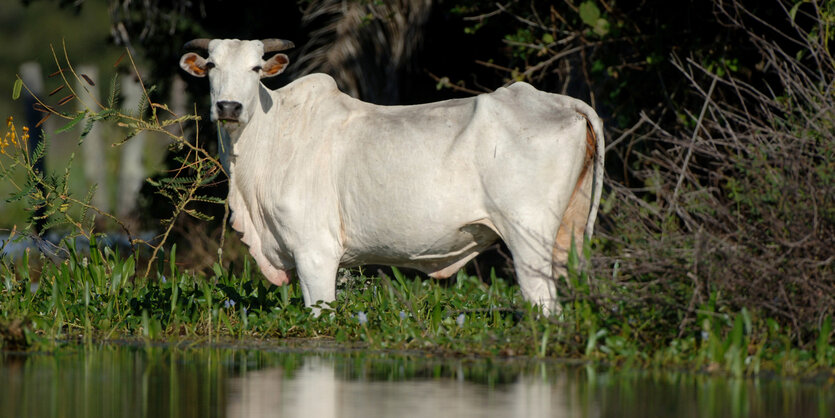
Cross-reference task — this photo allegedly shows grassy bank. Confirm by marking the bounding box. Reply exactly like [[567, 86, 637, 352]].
[[1, 0, 833, 380], [1, 238, 832, 379]]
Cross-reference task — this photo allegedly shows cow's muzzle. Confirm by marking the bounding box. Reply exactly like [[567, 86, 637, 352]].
[[217, 101, 243, 121]]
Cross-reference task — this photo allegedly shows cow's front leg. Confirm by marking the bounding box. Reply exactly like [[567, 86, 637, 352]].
[[294, 250, 339, 316]]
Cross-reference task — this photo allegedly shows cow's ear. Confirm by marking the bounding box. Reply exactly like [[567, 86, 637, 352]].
[[261, 54, 289, 78], [180, 53, 208, 77]]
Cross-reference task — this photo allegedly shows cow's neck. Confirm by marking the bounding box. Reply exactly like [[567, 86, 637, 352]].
[[221, 115, 260, 235], [222, 88, 282, 198]]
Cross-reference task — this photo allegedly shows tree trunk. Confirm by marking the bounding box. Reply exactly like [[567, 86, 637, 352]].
[[117, 74, 147, 229], [76, 65, 111, 219]]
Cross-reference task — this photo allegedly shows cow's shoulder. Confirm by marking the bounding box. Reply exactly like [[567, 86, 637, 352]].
[[276, 73, 360, 119], [279, 73, 343, 101]]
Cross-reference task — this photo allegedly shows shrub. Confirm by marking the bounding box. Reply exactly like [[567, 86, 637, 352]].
[[596, 0, 835, 342]]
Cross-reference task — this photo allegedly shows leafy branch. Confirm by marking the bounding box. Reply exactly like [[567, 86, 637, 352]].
[[4, 42, 229, 277]]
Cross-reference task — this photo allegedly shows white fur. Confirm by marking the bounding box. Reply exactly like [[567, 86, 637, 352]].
[[181, 39, 605, 315]]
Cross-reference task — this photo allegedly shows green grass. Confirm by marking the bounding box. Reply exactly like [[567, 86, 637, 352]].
[[1, 237, 832, 379]]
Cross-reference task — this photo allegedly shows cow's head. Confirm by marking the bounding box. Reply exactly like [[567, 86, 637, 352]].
[[179, 38, 294, 124]]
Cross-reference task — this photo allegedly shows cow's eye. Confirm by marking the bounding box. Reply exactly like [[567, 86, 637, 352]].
[[252, 66, 262, 72], [205, 62, 216, 71]]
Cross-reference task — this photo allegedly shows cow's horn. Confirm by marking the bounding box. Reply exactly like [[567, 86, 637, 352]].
[[262, 39, 295, 53], [183, 38, 211, 50]]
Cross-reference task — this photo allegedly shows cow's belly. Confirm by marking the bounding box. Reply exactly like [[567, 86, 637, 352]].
[[334, 140, 501, 276], [339, 218, 499, 278]]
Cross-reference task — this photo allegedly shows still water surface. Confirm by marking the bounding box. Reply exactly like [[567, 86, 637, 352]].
[[1, 343, 832, 418]]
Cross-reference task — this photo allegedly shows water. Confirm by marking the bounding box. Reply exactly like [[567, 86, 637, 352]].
[[1, 343, 831, 418]]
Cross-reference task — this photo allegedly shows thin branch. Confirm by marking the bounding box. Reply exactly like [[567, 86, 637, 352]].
[[462, 3, 508, 21], [506, 44, 588, 87], [605, 115, 648, 152], [426, 71, 486, 95], [666, 76, 718, 218]]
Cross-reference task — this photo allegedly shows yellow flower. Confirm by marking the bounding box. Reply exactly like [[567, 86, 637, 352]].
[[2, 116, 18, 154]]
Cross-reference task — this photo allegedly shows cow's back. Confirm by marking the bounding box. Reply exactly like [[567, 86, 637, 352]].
[[326, 80, 591, 270]]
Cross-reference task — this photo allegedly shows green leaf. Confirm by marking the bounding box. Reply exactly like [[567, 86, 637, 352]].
[[579, 1, 601, 27], [789, 1, 802, 22], [79, 119, 95, 139], [30, 135, 48, 164], [817, 316, 832, 365], [107, 74, 120, 108], [192, 195, 226, 204], [184, 209, 214, 221], [12, 78, 23, 100], [542, 33, 555, 44], [56, 111, 87, 134], [593, 18, 610, 37], [6, 184, 36, 203]]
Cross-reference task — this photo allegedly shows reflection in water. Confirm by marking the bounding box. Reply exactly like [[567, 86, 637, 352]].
[[226, 357, 579, 418], [1, 344, 832, 418]]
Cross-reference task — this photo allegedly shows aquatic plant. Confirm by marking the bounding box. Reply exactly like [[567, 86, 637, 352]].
[[0, 239, 832, 377]]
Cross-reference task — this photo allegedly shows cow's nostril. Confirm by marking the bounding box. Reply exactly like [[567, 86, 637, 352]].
[[217, 101, 243, 120]]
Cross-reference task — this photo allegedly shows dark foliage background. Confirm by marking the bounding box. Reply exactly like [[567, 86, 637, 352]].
[[19, 0, 835, 344]]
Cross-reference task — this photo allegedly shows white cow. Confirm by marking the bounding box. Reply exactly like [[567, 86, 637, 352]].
[[180, 38, 604, 315]]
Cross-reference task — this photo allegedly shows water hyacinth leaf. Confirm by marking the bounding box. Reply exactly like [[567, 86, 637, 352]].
[[218, 308, 234, 333], [169, 244, 177, 277], [13, 78, 23, 100], [120, 255, 135, 288], [816, 316, 832, 365]]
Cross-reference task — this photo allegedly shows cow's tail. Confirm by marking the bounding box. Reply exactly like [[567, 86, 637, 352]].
[[575, 103, 605, 240]]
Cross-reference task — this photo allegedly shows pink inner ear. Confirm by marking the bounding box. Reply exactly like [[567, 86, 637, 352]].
[[184, 55, 206, 75], [263, 55, 289, 76]]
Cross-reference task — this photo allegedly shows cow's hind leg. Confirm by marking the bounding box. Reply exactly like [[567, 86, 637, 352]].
[[553, 155, 594, 290], [294, 249, 340, 317], [495, 212, 563, 316]]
